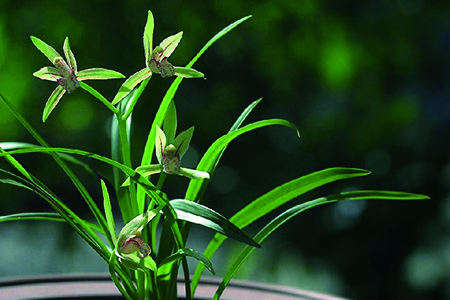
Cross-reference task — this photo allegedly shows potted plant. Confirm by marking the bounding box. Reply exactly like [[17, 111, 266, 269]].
[[0, 9, 428, 300]]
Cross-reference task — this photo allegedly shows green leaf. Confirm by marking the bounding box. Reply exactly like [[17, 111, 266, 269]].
[[0, 94, 116, 254], [0, 146, 154, 186], [144, 10, 154, 68], [0, 146, 109, 262], [229, 98, 262, 133], [231, 168, 370, 229], [0, 211, 103, 233], [0, 142, 103, 180], [119, 254, 157, 273], [173, 67, 204, 78], [33, 67, 62, 81], [211, 190, 429, 300], [178, 168, 209, 180], [108, 254, 136, 300], [63, 37, 77, 72], [0, 178, 34, 191], [43, 85, 66, 122], [186, 119, 299, 201], [112, 68, 152, 105], [30, 36, 61, 64], [0, 212, 63, 223], [170, 199, 260, 248], [77, 68, 125, 81], [191, 167, 371, 293], [79, 82, 119, 115], [159, 32, 183, 59], [163, 100, 177, 144], [183, 98, 263, 207], [101, 180, 117, 247], [159, 248, 215, 277], [186, 15, 252, 69], [174, 126, 194, 159], [155, 125, 167, 165]]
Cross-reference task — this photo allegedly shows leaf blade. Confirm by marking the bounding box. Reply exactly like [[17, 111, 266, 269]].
[[101, 179, 117, 247], [186, 119, 299, 201], [211, 190, 428, 299], [170, 199, 260, 248], [191, 167, 371, 293]]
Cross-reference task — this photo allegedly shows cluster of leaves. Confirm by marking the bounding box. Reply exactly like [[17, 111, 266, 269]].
[[0, 10, 428, 300]]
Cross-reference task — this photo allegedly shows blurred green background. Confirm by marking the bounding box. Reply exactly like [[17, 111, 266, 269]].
[[0, 0, 449, 299]]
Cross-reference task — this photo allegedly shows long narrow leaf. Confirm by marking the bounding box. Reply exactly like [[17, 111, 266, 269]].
[[0, 93, 111, 246], [158, 247, 215, 278], [171, 199, 260, 247], [0, 212, 103, 233], [211, 190, 429, 299], [186, 119, 299, 202], [185, 15, 252, 69], [0, 146, 109, 261], [0, 212, 64, 223], [101, 180, 117, 247], [0, 142, 105, 179], [183, 98, 262, 204], [191, 167, 371, 293]]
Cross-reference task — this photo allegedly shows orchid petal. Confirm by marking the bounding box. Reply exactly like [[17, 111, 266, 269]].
[[136, 164, 163, 177], [174, 126, 194, 159], [112, 68, 152, 105], [158, 31, 183, 59], [143, 10, 154, 68], [33, 67, 62, 82], [77, 68, 125, 81], [63, 37, 77, 72], [155, 125, 167, 165], [43, 86, 66, 122], [30, 36, 61, 64], [173, 67, 204, 78], [179, 167, 210, 180]]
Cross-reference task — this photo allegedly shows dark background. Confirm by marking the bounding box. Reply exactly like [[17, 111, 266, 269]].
[[1, 1, 449, 299]]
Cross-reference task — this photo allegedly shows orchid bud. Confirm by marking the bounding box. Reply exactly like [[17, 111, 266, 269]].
[[120, 236, 151, 258]]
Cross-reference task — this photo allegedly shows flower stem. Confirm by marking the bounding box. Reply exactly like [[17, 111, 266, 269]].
[[80, 82, 119, 115]]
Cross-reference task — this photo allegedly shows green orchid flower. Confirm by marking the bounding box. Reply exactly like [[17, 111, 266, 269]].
[[111, 11, 204, 105], [31, 36, 125, 122], [123, 125, 209, 187]]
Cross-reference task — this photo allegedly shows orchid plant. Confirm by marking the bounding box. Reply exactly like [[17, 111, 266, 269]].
[[0, 9, 428, 300]]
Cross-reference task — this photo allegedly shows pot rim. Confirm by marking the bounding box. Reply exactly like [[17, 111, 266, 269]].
[[0, 273, 346, 300]]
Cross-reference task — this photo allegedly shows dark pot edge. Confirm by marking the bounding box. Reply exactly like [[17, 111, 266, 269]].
[[0, 273, 348, 300]]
